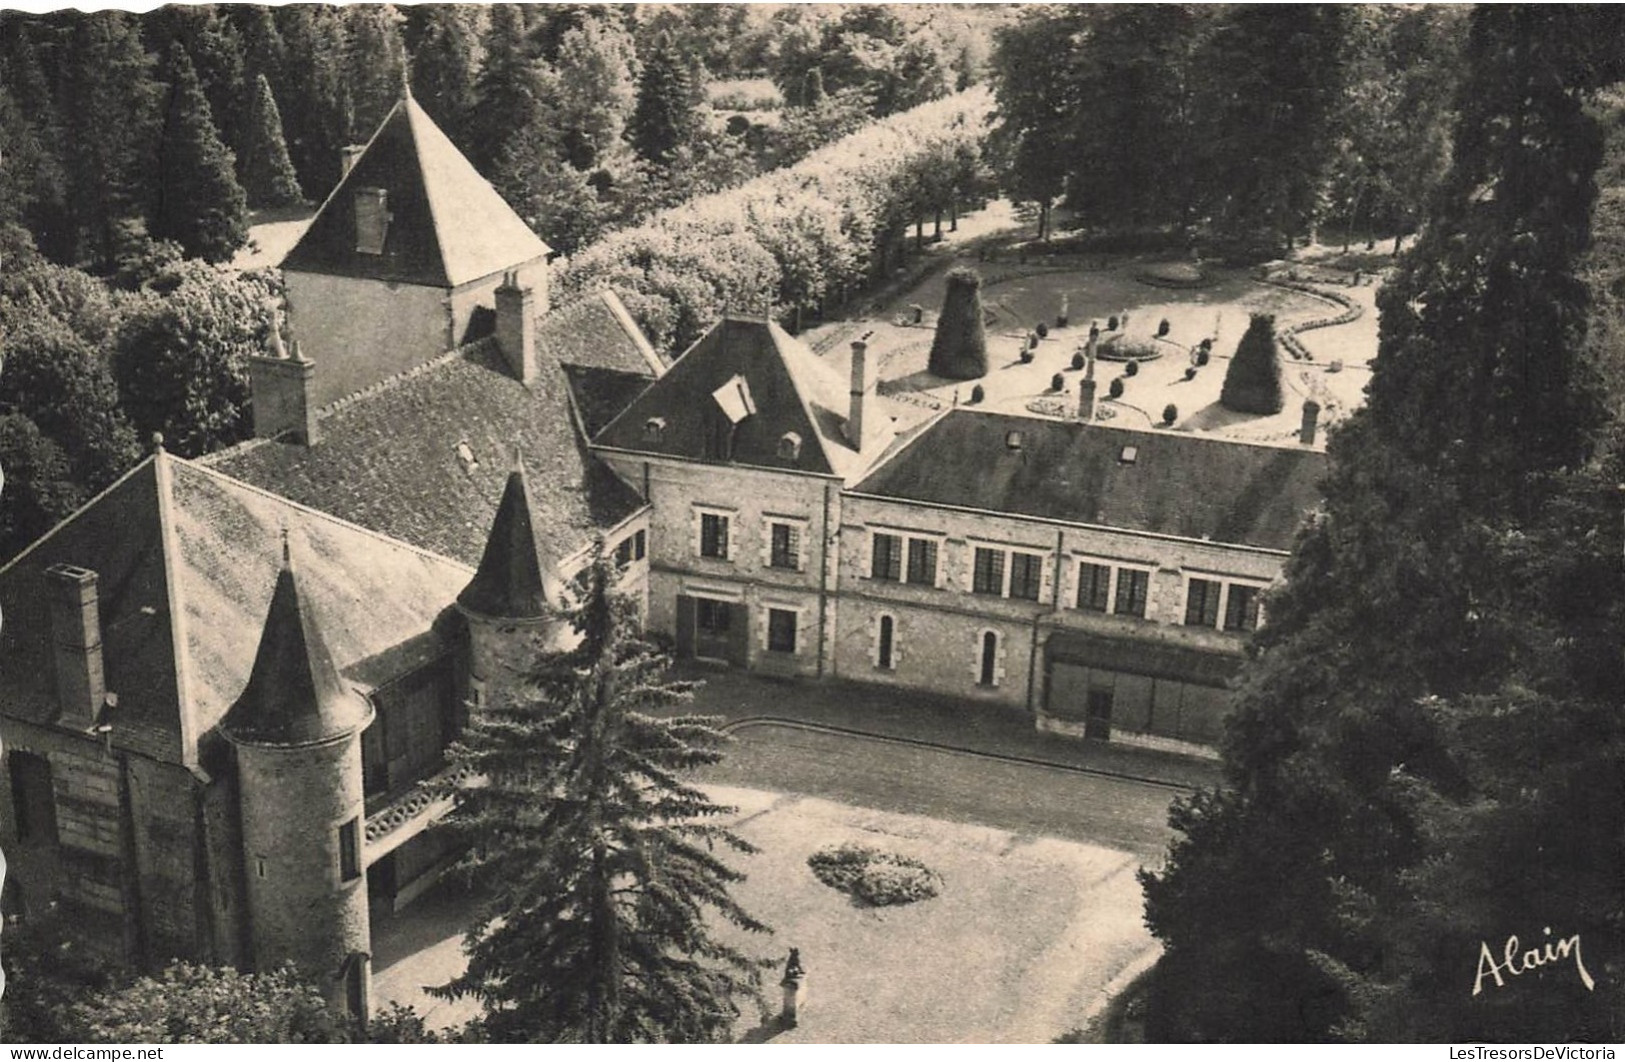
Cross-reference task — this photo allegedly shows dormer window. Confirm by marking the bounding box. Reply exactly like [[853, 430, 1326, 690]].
[[355, 187, 390, 255], [644, 416, 667, 442], [778, 432, 802, 461]]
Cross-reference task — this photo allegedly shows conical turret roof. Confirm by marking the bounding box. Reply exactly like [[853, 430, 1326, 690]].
[[457, 459, 569, 620], [220, 539, 373, 746]]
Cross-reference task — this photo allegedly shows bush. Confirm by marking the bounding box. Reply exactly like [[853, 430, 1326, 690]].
[[1184, 366, 1197, 381], [1071, 351, 1086, 370], [1220, 313, 1284, 415], [808, 844, 942, 907], [929, 266, 991, 380], [1199, 337, 1212, 352], [1157, 318, 1170, 337], [1107, 314, 1119, 331], [1036, 321, 1049, 339], [970, 383, 985, 404], [1108, 377, 1124, 399], [1196, 348, 1211, 367], [1051, 372, 1065, 392], [1125, 359, 1139, 377], [1019, 346, 1034, 364], [1162, 403, 1178, 425]]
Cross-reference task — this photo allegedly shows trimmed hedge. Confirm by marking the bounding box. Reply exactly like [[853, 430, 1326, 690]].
[[1220, 313, 1284, 414], [808, 844, 942, 907]]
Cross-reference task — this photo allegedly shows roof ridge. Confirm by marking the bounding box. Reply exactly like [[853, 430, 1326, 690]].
[[764, 319, 845, 471], [151, 449, 201, 767], [0, 453, 161, 575], [172, 458, 476, 574], [957, 406, 1326, 456]]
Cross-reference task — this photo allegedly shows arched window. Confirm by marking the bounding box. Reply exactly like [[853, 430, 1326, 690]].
[[979, 630, 998, 687], [878, 615, 895, 670]]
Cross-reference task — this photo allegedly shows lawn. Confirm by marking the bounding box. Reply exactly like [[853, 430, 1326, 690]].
[[714, 784, 1158, 1044]]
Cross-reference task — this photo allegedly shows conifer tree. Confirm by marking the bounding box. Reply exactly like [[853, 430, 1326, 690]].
[[435, 551, 770, 1043], [409, 5, 482, 153], [927, 267, 989, 380], [629, 31, 700, 169], [151, 44, 248, 263], [468, 4, 544, 176], [1140, 7, 1625, 1042], [239, 73, 304, 209], [344, 4, 409, 142], [1218, 313, 1283, 415], [275, 5, 349, 198]]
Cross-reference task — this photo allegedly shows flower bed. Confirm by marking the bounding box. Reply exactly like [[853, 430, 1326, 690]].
[[808, 843, 943, 907]]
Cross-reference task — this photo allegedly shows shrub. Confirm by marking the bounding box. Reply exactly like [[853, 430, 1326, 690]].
[[1199, 337, 1212, 352], [1107, 314, 1119, 331], [1220, 313, 1284, 415], [929, 267, 990, 380], [1108, 377, 1124, 399], [1027, 331, 1039, 350], [969, 383, 985, 404], [808, 844, 942, 907], [1184, 366, 1197, 381], [1036, 321, 1049, 339], [1071, 351, 1086, 370], [1051, 372, 1065, 392], [1162, 403, 1178, 425], [1125, 359, 1139, 377], [1157, 318, 1170, 337]]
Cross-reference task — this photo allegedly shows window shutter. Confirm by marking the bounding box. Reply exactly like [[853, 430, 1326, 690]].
[[1039, 555, 1054, 603], [760, 521, 773, 569], [862, 529, 874, 579], [691, 508, 702, 557], [720, 516, 731, 560], [792, 525, 805, 573], [892, 616, 903, 668], [958, 542, 974, 592]]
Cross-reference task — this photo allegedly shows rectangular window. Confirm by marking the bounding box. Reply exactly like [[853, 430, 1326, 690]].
[[1185, 578, 1222, 627], [1224, 584, 1262, 632], [614, 537, 634, 566], [767, 608, 797, 653], [1115, 569, 1150, 618], [972, 547, 1005, 596], [699, 512, 730, 559], [905, 538, 938, 585], [1078, 562, 1111, 612], [696, 598, 732, 634], [871, 532, 902, 581], [633, 529, 647, 560], [769, 523, 800, 570], [8, 750, 58, 846], [1009, 552, 1043, 601], [339, 818, 361, 882]]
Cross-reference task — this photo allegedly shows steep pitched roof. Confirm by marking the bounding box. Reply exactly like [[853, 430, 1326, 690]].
[[593, 314, 905, 482], [0, 453, 473, 766], [218, 546, 374, 747], [280, 95, 550, 287], [458, 463, 569, 620], [206, 335, 647, 568], [853, 411, 1327, 552]]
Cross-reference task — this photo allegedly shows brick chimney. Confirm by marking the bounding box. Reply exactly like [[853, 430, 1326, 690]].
[[249, 334, 320, 446], [340, 144, 365, 180], [847, 334, 873, 450], [496, 271, 538, 386], [46, 563, 106, 729], [1300, 399, 1321, 446]]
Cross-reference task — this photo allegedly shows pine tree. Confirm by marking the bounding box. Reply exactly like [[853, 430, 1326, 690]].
[[1140, 7, 1625, 1043], [1218, 313, 1283, 414], [468, 4, 545, 176], [409, 5, 483, 153], [237, 74, 304, 210], [434, 552, 771, 1043], [275, 6, 350, 199], [343, 4, 409, 142], [629, 31, 699, 169], [801, 66, 825, 108], [927, 267, 989, 380], [151, 44, 249, 263]]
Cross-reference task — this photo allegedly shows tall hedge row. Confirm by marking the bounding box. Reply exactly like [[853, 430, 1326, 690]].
[[556, 87, 992, 355]]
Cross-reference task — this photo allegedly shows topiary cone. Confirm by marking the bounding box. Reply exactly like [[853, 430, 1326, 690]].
[[928, 267, 989, 380]]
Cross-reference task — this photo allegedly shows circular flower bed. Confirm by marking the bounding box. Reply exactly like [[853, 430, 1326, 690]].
[[1135, 261, 1210, 289], [808, 843, 942, 907], [1097, 334, 1165, 362]]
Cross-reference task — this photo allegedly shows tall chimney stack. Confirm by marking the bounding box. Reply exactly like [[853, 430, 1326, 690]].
[[847, 334, 873, 449], [1300, 399, 1321, 446], [496, 271, 538, 386], [340, 144, 365, 180], [46, 563, 106, 729], [249, 336, 320, 446]]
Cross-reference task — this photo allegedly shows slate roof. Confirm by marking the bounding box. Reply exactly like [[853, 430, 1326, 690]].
[[208, 324, 649, 567], [594, 314, 904, 482], [457, 463, 570, 620], [853, 411, 1327, 552], [219, 552, 375, 747], [0, 454, 472, 766], [280, 94, 550, 288]]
